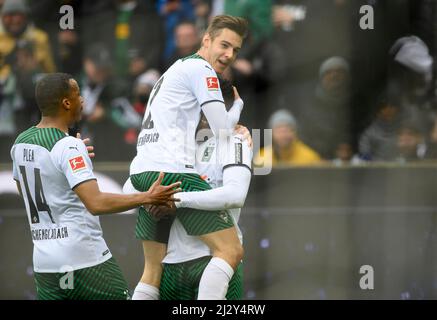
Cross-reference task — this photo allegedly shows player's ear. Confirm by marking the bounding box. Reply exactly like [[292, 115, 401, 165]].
[[62, 98, 71, 111], [202, 33, 211, 48]]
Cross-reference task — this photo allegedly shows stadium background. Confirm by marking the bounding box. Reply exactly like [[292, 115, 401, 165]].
[[2, 0, 437, 299]]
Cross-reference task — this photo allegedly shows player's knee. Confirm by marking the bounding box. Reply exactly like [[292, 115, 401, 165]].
[[226, 242, 244, 267], [234, 242, 244, 262]]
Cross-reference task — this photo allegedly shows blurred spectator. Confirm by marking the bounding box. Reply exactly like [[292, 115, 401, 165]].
[[254, 109, 321, 167], [332, 141, 361, 166], [163, 20, 200, 70], [0, 70, 23, 162], [78, 43, 137, 161], [223, 0, 280, 130], [298, 56, 352, 159], [27, 0, 82, 76], [0, 0, 55, 74], [358, 93, 402, 161], [158, 0, 196, 61], [387, 35, 435, 137], [0, 0, 56, 129], [225, 0, 273, 48], [396, 121, 427, 162], [113, 0, 164, 82], [425, 114, 437, 159], [126, 68, 161, 144]]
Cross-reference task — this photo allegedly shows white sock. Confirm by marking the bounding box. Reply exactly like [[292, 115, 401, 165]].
[[132, 282, 159, 300], [197, 257, 234, 300]]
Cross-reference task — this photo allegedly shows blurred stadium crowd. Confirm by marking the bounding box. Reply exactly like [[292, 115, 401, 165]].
[[1, 0, 437, 165]]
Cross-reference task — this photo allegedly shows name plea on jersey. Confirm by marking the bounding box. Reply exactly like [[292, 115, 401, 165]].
[[23, 148, 35, 162]]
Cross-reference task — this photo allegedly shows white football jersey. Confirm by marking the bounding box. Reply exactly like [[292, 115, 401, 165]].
[[11, 127, 111, 273], [163, 134, 252, 264], [130, 54, 225, 175]]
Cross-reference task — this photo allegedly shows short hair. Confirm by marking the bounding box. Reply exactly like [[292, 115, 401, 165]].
[[219, 77, 235, 111], [35, 73, 74, 116], [206, 15, 248, 41]]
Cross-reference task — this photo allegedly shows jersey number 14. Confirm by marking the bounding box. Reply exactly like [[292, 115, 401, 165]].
[[19, 166, 55, 224]]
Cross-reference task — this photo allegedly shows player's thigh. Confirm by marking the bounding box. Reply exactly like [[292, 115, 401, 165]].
[[160, 257, 211, 300], [198, 226, 241, 252], [34, 258, 130, 300], [34, 272, 68, 300], [67, 258, 130, 300], [135, 206, 175, 243], [132, 172, 179, 243]]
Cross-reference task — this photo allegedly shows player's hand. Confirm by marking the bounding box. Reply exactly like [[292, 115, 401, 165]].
[[234, 124, 253, 148], [148, 203, 177, 219], [233, 86, 241, 101], [145, 172, 181, 207], [77, 132, 95, 158]]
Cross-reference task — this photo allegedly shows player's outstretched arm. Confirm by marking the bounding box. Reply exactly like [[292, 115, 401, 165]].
[[176, 166, 251, 211], [74, 172, 181, 215]]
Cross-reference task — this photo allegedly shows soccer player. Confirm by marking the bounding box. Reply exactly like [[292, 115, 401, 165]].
[[10, 73, 181, 300], [129, 15, 248, 300], [157, 79, 252, 300]]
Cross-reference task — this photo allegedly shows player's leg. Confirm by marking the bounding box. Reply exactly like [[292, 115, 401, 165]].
[[197, 227, 244, 299], [175, 174, 243, 300], [133, 239, 166, 300], [131, 172, 178, 300], [132, 205, 173, 300], [160, 257, 211, 300], [160, 257, 243, 300], [67, 257, 130, 300], [35, 257, 130, 300], [34, 272, 68, 300]]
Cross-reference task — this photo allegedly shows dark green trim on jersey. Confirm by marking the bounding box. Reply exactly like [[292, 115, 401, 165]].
[[181, 53, 206, 62], [200, 99, 225, 107], [160, 256, 243, 300], [14, 126, 68, 151]]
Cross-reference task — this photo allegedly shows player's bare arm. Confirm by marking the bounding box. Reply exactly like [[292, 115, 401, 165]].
[[74, 172, 181, 215]]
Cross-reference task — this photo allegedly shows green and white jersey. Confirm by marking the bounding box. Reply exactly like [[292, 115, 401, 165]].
[[130, 54, 224, 175], [163, 134, 252, 264], [10, 127, 111, 273]]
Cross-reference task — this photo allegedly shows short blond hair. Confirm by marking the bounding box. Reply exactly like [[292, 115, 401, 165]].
[[206, 15, 248, 41]]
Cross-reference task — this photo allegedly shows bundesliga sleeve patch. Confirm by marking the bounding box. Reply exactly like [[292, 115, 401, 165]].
[[206, 77, 219, 90], [69, 156, 86, 172]]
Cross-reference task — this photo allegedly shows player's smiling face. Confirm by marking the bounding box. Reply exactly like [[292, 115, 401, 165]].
[[204, 28, 242, 74]]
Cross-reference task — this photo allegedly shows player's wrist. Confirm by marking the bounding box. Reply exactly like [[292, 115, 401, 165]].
[[233, 98, 244, 111]]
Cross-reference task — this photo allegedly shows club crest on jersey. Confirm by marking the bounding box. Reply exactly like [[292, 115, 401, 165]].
[[69, 156, 86, 172], [206, 77, 219, 90], [219, 211, 229, 223], [202, 146, 215, 162]]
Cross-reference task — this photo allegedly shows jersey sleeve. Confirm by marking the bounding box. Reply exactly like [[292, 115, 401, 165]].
[[185, 60, 224, 107], [52, 137, 96, 190], [10, 146, 19, 181], [218, 134, 253, 172]]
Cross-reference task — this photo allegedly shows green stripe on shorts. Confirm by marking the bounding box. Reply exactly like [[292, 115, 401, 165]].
[[131, 172, 234, 239], [160, 256, 243, 300], [34, 257, 130, 300]]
